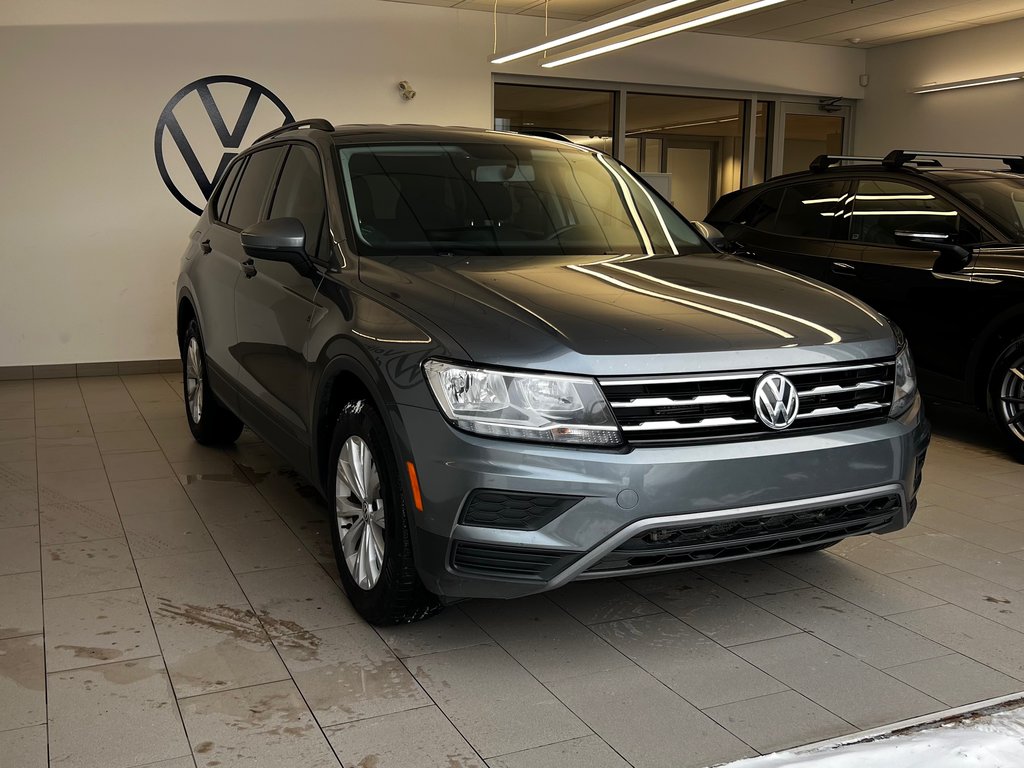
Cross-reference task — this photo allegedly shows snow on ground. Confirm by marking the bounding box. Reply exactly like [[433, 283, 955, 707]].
[[721, 705, 1024, 768]]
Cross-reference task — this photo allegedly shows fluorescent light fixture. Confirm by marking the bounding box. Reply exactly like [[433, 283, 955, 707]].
[[541, 0, 787, 69], [913, 74, 1023, 94], [491, 0, 705, 64]]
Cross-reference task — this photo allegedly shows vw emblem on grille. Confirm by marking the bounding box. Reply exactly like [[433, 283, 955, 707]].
[[753, 372, 799, 430]]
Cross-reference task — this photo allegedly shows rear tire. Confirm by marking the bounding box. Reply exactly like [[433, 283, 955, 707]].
[[988, 335, 1024, 462], [182, 319, 244, 446], [328, 399, 441, 625]]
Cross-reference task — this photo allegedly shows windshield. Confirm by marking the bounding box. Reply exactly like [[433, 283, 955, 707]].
[[947, 177, 1024, 243], [338, 141, 703, 256]]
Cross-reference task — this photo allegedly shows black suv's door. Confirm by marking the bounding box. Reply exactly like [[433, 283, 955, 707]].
[[722, 179, 851, 282], [233, 143, 329, 466], [836, 177, 986, 400]]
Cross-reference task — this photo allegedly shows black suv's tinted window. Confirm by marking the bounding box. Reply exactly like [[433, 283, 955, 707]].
[[226, 147, 286, 230], [850, 179, 964, 245], [214, 159, 244, 221], [268, 145, 328, 260], [738, 188, 784, 230], [772, 181, 848, 239]]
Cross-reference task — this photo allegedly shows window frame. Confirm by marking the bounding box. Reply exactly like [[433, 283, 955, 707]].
[[220, 144, 289, 234], [211, 155, 246, 224], [740, 178, 853, 241], [265, 141, 333, 265]]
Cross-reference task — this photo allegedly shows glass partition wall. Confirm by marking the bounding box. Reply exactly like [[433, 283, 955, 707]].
[[494, 81, 846, 220]]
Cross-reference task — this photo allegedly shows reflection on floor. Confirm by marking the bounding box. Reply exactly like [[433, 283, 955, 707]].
[[2, 375, 1024, 768]]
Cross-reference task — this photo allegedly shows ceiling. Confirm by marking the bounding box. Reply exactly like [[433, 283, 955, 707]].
[[387, 0, 1024, 47]]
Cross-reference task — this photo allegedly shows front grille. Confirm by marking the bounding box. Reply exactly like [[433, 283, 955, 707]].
[[450, 542, 578, 580], [587, 494, 902, 573], [601, 360, 895, 445], [460, 490, 582, 531]]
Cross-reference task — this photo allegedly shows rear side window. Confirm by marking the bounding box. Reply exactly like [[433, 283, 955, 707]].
[[213, 159, 244, 221], [737, 188, 784, 229], [772, 181, 848, 239], [850, 179, 972, 246], [226, 147, 286, 230], [268, 145, 329, 260]]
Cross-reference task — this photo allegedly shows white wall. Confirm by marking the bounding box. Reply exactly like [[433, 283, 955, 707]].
[[856, 18, 1024, 158], [0, 0, 865, 366]]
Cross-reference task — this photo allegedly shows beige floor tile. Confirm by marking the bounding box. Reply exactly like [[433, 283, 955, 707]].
[[548, 580, 662, 625], [891, 563, 1024, 632], [135, 549, 247, 607], [39, 498, 123, 545], [151, 599, 290, 699], [377, 606, 490, 659], [487, 735, 629, 768], [828, 535, 940, 574], [47, 657, 189, 768], [90, 411, 149, 433], [0, 571, 43, 639], [695, 558, 811, 598], [0, 525, 39, 575], [914, 505, 1024, 553], [592, 613, 788, 709], [0, 418, 34, 441], [42, 537, 138, 598], [0, 437, 35, 462], [236, 563, 360, 637], [0, 461, 37, 492], [102, 450, 174, 482], [547, 665, 755, 768], [703, 690, 852, 754], [327, 706, 486, 768], [277, 622, 430, 727], [36, 441, 104, 473], [0, 489, 38, 528], [885, 653, 1024, 707], [121, 506, 217, 559], [96, 428, 160, 454], [204, 511, 313, 574], [36, 422, 94, 441], [178, 680, 340, 768], [0, 381, 34, 404], [0, 725, 47, 768], [35, 406, 90, 427], [111, 476, 192, 517], [895, 533, 1024, 590], [38, 467, 112, 503], [0, 634, 45, 730], [411, 643, 590, 758], [44, 587, 160, 671]]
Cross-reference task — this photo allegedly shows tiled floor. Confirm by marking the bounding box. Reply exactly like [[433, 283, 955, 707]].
[[2, 375, 1024, 768]]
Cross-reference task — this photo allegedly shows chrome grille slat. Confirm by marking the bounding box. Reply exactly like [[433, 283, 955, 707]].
[[601, 359, 896, 445]]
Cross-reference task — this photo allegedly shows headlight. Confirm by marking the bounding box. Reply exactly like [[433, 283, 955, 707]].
[[889, 344, 918, 417], [423, 360, 622, 446]]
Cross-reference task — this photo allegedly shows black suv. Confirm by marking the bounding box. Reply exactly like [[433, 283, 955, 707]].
[[705, 150, 1024, 457]]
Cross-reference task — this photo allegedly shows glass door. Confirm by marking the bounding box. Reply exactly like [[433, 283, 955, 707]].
[[775, 103, 851, 176]]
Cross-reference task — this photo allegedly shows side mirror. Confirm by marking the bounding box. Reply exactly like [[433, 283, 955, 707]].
[[694, 221, 735, 253], [241, 217, 309, 265], [892, 230, 971, 272]]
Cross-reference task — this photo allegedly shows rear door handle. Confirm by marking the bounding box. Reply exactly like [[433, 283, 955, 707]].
[[832, 261, 856, 276], [200, 239, 212, 254], [241, 258, 258, 278]]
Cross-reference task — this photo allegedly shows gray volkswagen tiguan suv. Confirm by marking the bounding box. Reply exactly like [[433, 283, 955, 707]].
[[176, 120, 929, 624]]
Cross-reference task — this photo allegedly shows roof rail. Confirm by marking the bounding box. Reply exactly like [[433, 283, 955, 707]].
[[517, 129, 573, 143], [252, 118, 335, 145], [809, 154, 942, 172], [883, 150, 1024, 172]]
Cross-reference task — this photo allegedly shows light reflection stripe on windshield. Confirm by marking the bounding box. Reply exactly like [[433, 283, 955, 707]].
[[595, 154, 655, 255]]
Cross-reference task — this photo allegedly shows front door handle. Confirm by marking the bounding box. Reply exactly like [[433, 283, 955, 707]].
[[832, 261, 856, 276], [200, 239, 212, 254], [241, 258, 258, 278]]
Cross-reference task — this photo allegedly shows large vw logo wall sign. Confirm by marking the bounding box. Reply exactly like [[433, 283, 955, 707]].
[[155, 75, 294, 215], [753, 372, 800, 430]]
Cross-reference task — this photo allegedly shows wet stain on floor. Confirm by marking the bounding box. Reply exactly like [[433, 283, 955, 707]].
[[54, 644, 123, 662]]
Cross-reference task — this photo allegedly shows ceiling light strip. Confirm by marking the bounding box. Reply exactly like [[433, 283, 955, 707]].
[[491, 0, 706, 64], [541, 0, 787, 69], [913, 74, 1023, 94]]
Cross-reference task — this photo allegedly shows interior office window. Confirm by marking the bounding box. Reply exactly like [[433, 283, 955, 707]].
[[850, 180, 966, 246], [770, 180, 848, 239], [782, 114, 844, 175], [269, 145, 328, 259], [625, 93, 745, 221], [494, 84, 614, 154], [227, 147, 286, 231], [752, 102, 771, 185], [214, 159, 244, 222]]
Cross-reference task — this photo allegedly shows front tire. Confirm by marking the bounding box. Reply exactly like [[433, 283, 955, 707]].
[[989, 335, 1024, 461], [328, 399, 441, 625], [182, 319, 244, 446]]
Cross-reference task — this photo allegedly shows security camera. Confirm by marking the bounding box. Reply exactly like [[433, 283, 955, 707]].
[[398, 81, 416, 100]]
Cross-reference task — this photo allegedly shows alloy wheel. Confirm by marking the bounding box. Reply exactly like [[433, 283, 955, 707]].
[[335, 435, 386, 590], [999, 359, 1024, 443], [185, 337, 204, 424]]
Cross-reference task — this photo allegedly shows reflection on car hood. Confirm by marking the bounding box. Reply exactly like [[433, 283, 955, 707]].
[[359, 252, 894, 374]]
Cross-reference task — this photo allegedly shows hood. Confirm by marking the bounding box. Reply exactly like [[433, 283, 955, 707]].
[[359, 252, 894, 375]]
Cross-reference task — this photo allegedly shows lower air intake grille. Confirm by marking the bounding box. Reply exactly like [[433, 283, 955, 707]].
[[460, 490, 582, 530], [588, 494, 902, 573], [451, 542, 578, 580]]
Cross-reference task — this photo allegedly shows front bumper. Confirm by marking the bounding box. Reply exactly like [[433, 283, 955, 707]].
[[401, 396, 929, 600]]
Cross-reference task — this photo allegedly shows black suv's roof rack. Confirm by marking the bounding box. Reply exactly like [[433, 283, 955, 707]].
[[253, 118, 335, 145], [809, 154, 942, 172], [882, 150, 1024, 172], [517, 129, 573, 143]]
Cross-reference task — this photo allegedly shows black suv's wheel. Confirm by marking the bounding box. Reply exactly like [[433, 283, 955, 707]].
[[328, 400, 441, 625], [182, 319, 244, 446], [990, 335, 1024, 461]]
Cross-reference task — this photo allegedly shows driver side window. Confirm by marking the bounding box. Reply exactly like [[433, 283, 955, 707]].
[[850, 179, 980, 246]]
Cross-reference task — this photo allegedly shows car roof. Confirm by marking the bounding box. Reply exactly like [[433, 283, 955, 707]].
[[743, 165, 1023, 189], [255, 122, 585, 150]]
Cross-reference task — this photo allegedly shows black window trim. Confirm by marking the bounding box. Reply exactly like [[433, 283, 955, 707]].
[[742, 178, 854, 242], [265, 140, 334, 266], [211, 155, 246, 225], [217, 142, 289, 234]]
